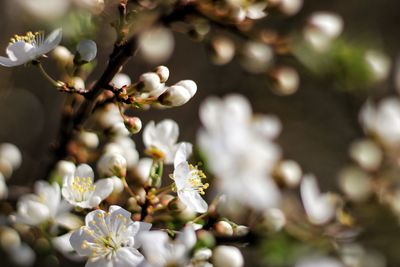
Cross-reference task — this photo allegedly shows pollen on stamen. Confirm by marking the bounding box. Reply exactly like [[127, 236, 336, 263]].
[[188, 164, 209, 195]]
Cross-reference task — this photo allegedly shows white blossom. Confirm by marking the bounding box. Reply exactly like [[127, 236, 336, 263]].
[[13, 180, 74, 227], [140, 225, 196, 267], [70, 205, 151, 267], [360, 97, 400, 146], [172, 144, 208, 214], [198, 94, 281, 211], [97, 152, 127, 178], [0, 29, 62, 67], [62, 164, 113, 209], [300, 174, 335, 225], [143, 119, 192, 164]]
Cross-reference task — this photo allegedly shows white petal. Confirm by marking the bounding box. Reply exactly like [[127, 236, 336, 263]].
[[143, 121, 156, 147], [0, 56, 20, 67], [75, 164, 94, 179], [173, 162, 191, 191], [85, 257, 113, 267], [91, 178, 113, 202], [155, 119, 179, 146], [178, 190, 208, 213], [113, 247, 144, 267], [35, 28, 63, 56], [173, 142, 193, 168], [85, 209, 106, 226], [4, 42, 34, 65], [176, 225, 196, 248], [70, 228, 95, 257]]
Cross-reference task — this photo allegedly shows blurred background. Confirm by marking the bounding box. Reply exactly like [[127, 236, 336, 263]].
[[0, 0, 400, 266]]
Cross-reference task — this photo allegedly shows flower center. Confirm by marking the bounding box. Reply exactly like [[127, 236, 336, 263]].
[[70, 176, 95, 202], [81, 212, 130, 260], [188, 164, 209, 195], [9, 31, 44, 47]]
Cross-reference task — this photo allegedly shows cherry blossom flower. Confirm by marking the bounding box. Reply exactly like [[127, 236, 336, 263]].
[[140, 225, 196, 267], [62, 164, 113, 209], [13, 180, 75, 227], [143, 119, 192, 164], [70, 205, 151, 267], [0, 28, 62, 67], [172, 144, 208, 213]]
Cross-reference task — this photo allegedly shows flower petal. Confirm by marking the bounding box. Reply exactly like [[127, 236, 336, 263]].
[[91, 178, 113, 202], [0, 56, 20, 67], [173, 142, 193, 168], [35, 28, 63, 56], [142, 121, 156, 147], [75, 164, 94, 179], [113, 247, 144, 267], [5, 42, 34, 65], [178, 190, 208, 213]]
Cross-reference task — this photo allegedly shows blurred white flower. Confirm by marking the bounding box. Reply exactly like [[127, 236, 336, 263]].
[[359, 98, 400, 146], [365, 50, 391, 82], [70, 205, 151, 267], [300, 174, 335, 225], [240, 41, 274, 73], [172, 144, 208, 213], [54, 160, 76, 180], [62, 164, 113, 209], [0, 29, 62, 67], [140, 225, 196, 267], [104, 136, 139, 168], [198, 94, 281, 210], [0, 172, 8, 199], [139, 27, 174, 64], [0, 143, 22, 170], [134, 157, 153, 184], [295, 256, 344, 267], [13, 180, 73, 227], [143, 119, 192, 164], [16, 0, 69, 21], [304, 12, 343, 52], [212, 245, 244, 267], [52, 232, 84, 261]]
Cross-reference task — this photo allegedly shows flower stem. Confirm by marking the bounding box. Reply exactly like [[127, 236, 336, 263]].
[[121, 176, 136, 197], [192, 212, 209, 223], [35, 62, 62, 87], [155, 184, 173, 195]]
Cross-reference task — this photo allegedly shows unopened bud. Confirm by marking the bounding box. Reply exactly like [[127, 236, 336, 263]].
[[241, 42, 274, 74], [0, 227, 21, 252], [54, 160, 76, 179], [276, 160, 302, 188], [349, 139, 382, 171], [213, 246, 244, 267], [51, 46, 73, 65], [214, 221, 233, 236], [175, 80, 197, 98], [0, 143, 22, 170], [78, 131, 99, 149], [124, 117, 142, 134], [211, 36, 235, 65], [137, 72, 165, 95], [271, 66, 299, 96], [0, 159, 13, 179], [154, 66, 170, 83], [278, 0, 303, 16], [158, 85, 192, 106], [263, 208, 286, 232], [75, 39, 97, 64], [127, 197, 141, 212], [339, 166, 372, 202], [75, 0, 105, 14], [70, 77, 85, 91], [97, 152, 127, 178], [111, 73, 131, 88]]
